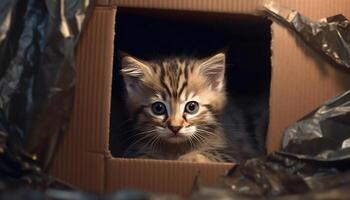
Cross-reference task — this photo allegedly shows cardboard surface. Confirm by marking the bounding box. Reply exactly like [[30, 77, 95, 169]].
[[268, 23, 350, 151], [49, 0, 350, 196], [267, 1, 350, 151], [108, 0, 262, 13], [49, 6, 116, 192], [105, 158, 233, 196]]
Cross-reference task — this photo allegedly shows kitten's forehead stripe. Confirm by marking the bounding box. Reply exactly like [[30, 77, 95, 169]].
[[190, 63, 195, 72], [160, 65, 172, 97], [184, 65, 189, 79], [121, 54, 240, 163], [185, 90, 189, 100], [126, 55, 226, 125], [178, 81, 187, 97], [160, 91, 166, 100], [150, 64, 157, 73]]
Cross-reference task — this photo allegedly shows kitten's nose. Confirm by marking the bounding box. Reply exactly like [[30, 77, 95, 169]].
[[169, 126, 182, 134]]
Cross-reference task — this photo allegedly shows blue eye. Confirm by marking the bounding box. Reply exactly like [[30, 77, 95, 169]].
[[151, 102, 166, 115], [185, 101, 199, 114]]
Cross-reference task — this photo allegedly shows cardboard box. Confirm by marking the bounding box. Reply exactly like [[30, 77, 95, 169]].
[[48, 0, 350, 197]]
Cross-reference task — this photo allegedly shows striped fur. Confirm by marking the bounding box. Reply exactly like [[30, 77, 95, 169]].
[[120, 53, 235, 162]]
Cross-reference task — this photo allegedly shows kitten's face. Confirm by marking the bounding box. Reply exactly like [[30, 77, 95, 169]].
[[121, 53, 226, 144]]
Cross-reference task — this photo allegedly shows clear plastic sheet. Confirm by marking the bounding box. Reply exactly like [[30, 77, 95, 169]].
[[263, 0, 350, 71], [0, 0, 93, 192]]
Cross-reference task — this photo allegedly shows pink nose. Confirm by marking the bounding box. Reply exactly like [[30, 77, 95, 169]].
[[169, 126, 181, 134]]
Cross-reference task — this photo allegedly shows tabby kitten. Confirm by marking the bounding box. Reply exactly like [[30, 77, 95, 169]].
[[120, 53, 234, 163]]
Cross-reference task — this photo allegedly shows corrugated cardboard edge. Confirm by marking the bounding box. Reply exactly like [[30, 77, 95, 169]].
[[97, 0, 263, 14], [93, 1, 350, 153], [105, 157, 233, 196], [49, 0, 350, 195], [267, 0, 350, 151], [49, 6, 116, 192], [49, 5, 233, 195], [96, 0, 350, 20]]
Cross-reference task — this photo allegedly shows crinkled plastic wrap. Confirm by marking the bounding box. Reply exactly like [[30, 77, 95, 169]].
[[263, 0, 350, 70], [0, 189, 183, 200], [192, 89, 350, 199], [2, 1, 350, 200], [192, 153, 350, 200], [0, 0, 93, 193], [280, 90, 350, 161]]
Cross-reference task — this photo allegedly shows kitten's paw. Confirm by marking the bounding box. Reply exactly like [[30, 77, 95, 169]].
[[178, 152, 212, 163]]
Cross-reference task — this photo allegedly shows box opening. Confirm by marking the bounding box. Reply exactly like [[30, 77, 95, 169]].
[[110, 8, 272, 162]]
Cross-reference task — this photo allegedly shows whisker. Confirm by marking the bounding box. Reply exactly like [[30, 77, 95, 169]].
[[196, 128, 217, 136], [124, 130, 155, 152], [188, 136, 195, 150], [196, 129, 221, 140], [192, 134, 202, 147], [126, 129, 156, 140], [140, 134, 158, 152], [194, 133, 209, 146], [154, 135, 162, 150], [149, 134, 161, 151]]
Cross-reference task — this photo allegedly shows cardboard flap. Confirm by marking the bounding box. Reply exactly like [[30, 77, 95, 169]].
[[105, 157, 234, 196]]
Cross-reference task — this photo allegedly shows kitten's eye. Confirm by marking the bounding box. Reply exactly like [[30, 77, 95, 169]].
[[151, 102, 167, 115], [185, 101, 199, 114]]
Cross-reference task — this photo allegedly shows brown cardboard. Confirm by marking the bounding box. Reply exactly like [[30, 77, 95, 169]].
[[49, 6, 116, 192], [49, 0, 350, 197], [269, 23, 350, 152], [267, 0, 350, 151], [105, 158, 232, 195], [108, 0, 262, 13]]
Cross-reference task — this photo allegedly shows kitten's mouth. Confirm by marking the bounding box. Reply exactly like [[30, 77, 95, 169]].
[[165, 134, 188, 143]]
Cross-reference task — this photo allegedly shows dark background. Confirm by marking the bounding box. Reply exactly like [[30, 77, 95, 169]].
[[110, 8, 272, 159]]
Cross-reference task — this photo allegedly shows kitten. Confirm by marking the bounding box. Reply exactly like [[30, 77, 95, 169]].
[[120, 52, 235, 163]]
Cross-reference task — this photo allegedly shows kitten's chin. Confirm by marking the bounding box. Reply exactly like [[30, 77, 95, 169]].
[[163, 135, 188, 144]]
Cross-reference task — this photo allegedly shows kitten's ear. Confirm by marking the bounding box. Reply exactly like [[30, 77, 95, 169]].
[[120, 53, 153, 94], [120, 54, 152, 79], [198, 53, 226, 91]]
